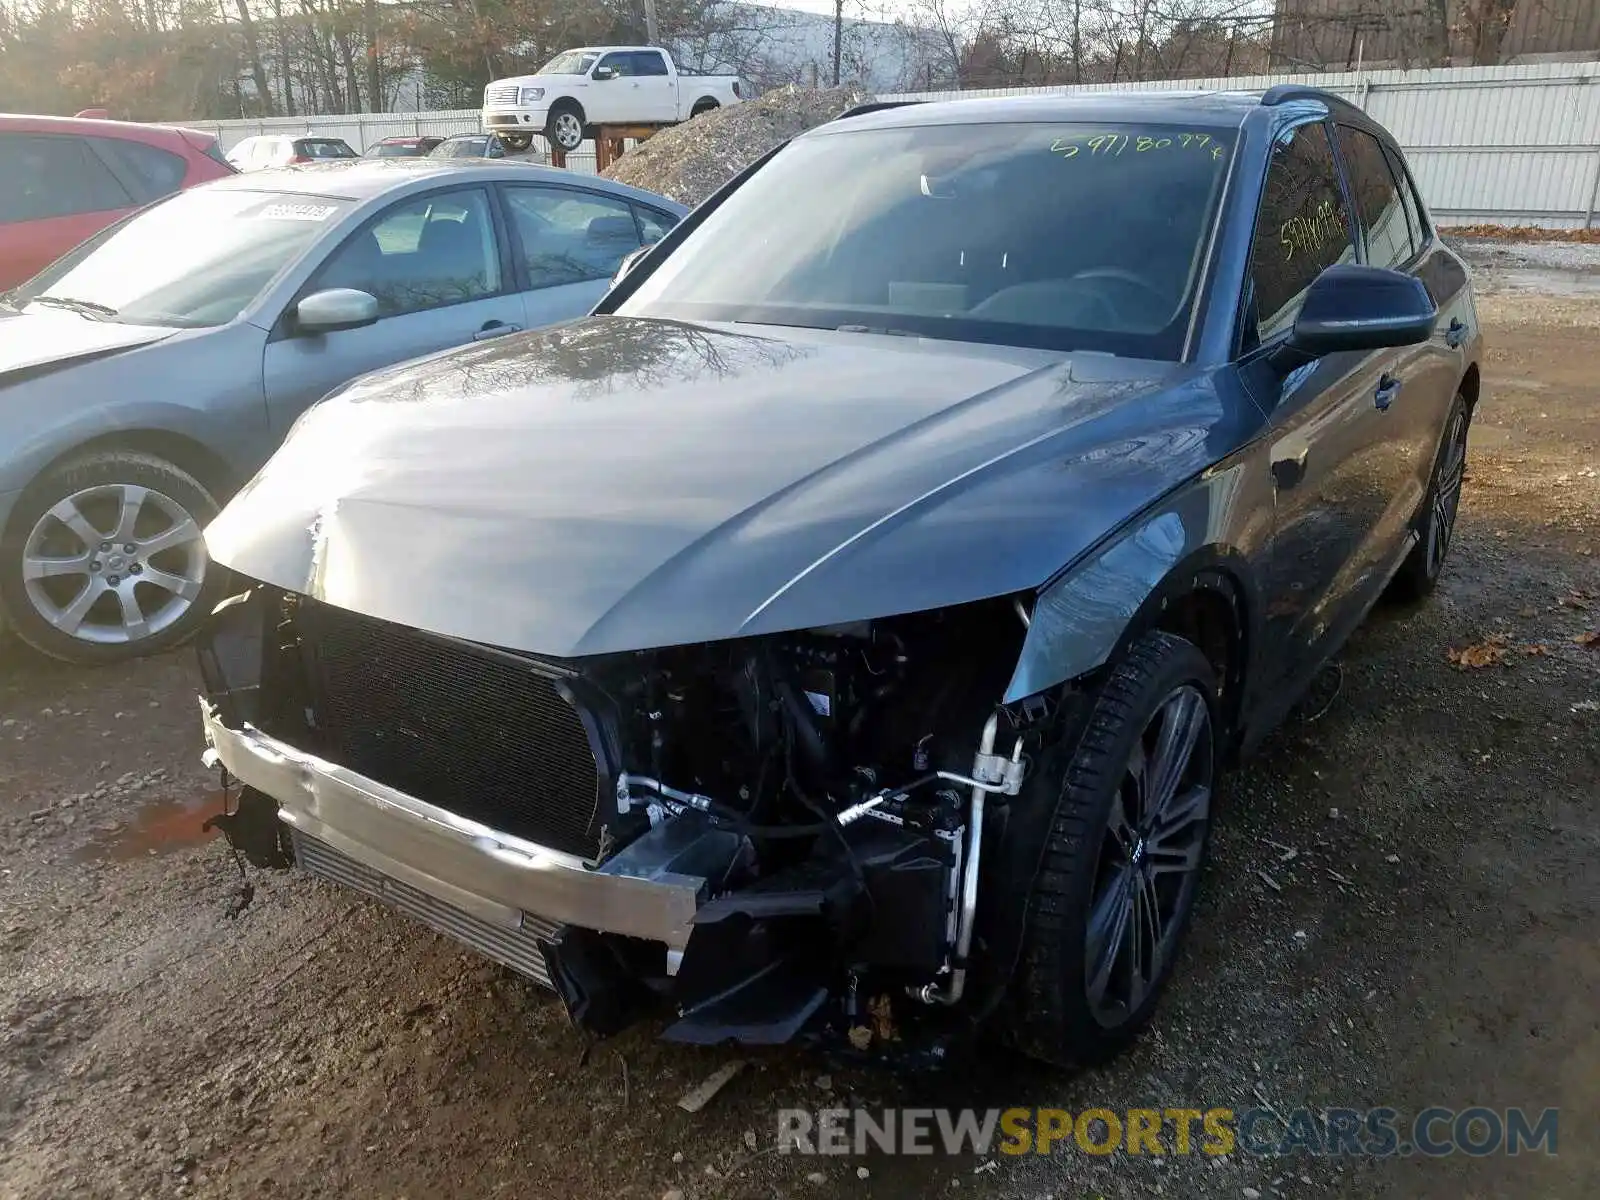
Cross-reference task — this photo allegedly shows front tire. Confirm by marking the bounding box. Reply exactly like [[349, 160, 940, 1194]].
[[0, 450, 226, 664], [1010, 631, 1219, 1067], [545, 102, 586, 153]]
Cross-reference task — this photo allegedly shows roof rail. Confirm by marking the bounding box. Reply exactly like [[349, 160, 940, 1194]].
[[834, 100, 925, 121], [1259, 85, 1363, 115]]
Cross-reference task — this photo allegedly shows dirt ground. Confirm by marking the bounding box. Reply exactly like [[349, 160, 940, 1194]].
[[2, 269, 1597, 1200]]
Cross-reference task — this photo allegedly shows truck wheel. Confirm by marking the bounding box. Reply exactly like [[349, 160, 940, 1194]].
[[0, 450, 227, 664], [690, 98, 719, 118], [1008, 631, 1219, 1067], [545, 102, 586, 152], [499, 132, 533, 152]]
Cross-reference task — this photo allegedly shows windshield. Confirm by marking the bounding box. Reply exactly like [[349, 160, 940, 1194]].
[[431, 136, 499, 158], [371, 142, 426, 157], [11, 188, 351, 328], [618, 121, 1236, 358], [540, 50, 600, 75], [299, 139, 356, 159]]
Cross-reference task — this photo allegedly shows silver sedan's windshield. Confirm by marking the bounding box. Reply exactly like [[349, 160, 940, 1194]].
[[12, 189, 352, 328], [618, 121, 1236, 358]]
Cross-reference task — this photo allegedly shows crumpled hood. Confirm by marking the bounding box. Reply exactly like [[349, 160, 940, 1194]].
[[0, 308, 175, 383], [206, 316, 1236, 657]]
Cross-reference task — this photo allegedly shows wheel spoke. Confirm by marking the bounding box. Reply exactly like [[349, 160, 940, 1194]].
[[1146, 785, 1211, 876], [1124, 737, 1149, 822], [140, 565, 203, 600], [137, 516, 202, 558], [46, 497, 106, 549], [1130, 874, 1164, 1004], [1086, 867, 1134, 1006], [1146, 689, 1205, 819], [50, 578, 108, 633], [23, 552, 94, 581], [115, 584, 150, 642], [110, 485, 149, 543], [1105, 791, 1136, 855]]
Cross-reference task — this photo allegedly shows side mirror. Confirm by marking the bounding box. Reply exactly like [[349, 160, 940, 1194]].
[[1275, 264, 1436, 368], [610, 244, 655, 289], [592, 65, 618, 81], [296, 287, 379, 333]]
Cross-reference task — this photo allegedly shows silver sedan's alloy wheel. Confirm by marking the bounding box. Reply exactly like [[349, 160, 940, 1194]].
[[21, 483, 207, 646], [551, 111, 584, 150]]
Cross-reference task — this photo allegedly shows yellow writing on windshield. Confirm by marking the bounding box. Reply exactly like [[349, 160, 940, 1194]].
[[1050, 132, 1227, 161]]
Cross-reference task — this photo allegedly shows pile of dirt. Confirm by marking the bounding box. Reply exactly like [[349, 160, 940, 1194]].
[[600, 83, 871, 207]]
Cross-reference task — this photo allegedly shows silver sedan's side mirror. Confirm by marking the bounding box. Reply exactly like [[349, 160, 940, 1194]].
[[296, 287, 379, 333]]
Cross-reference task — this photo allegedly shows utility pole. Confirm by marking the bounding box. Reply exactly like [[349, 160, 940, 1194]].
[[643, 0, 659, 44], [832, 0, 843, 85]]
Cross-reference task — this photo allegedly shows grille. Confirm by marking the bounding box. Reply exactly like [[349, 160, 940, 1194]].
[[298, 603, 605, 860], [293, 831, 559, 988], [485, 84, 522, 106]]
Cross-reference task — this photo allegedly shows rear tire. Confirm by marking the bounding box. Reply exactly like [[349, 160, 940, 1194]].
[[690, 98, 719, 118], [1009, 631, 1219, 1067], [0, 450, 226, 665], [1388, 391, 1470, 602]]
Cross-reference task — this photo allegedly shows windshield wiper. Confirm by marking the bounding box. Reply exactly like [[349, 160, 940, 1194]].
[[31, 295, 119, 320]]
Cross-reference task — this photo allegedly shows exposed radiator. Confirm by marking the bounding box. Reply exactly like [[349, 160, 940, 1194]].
[[295, 602, 605, 861], [292, 831, 559, 989]]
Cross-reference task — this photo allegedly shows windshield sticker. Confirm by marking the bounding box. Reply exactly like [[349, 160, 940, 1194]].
[[1051, 132, 1226, 161], [255, 202, 340, 222]]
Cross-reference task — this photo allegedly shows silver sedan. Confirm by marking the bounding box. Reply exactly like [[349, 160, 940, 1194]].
[[0, 158, 686, 662]]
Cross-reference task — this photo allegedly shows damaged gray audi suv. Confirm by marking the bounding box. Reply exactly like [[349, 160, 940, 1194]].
[[196, 88, 1480, 1066]]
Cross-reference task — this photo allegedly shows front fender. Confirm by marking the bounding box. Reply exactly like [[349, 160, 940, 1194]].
[[1003, 464, 1260, 703]]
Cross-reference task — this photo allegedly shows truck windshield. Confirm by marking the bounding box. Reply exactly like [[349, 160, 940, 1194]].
[[617, 121, 1236, 359], [540, 50, 600, 74]]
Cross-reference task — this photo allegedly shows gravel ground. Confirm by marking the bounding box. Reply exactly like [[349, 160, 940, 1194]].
[[1, 282, 1596, 1200], [600, 84, 870, 206]]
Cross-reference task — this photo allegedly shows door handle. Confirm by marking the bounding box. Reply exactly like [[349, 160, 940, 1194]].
[[1445, 318, 1469, 348], [1374, 373, 1401, 411], [473, 320, 522, 341], [1271, 445, 1309, 490]]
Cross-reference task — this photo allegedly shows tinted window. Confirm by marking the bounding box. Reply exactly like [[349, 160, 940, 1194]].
[[631, 51, 670, 76], [0, 135, 131, 223], [314, 187, 501, 316], [1246, 122, 1354, 346], [13, 188, 350, 326], [634, 205, 678, 243], [619, 122, 1235, 358], [1336, 126, 1412, 270], [505, 185, 642, 288], [92, 137, 187, 201], [1381, 142, 1428, 251]]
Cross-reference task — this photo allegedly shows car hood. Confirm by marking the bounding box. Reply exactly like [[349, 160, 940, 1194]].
[[0, 308, 176, 384], [206, 316, 1242, 658]]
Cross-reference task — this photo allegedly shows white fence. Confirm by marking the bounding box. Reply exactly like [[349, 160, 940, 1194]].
[[190, 60, 1600, 228]]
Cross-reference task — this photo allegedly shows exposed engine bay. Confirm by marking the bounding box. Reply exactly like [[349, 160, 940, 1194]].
[[198, 585, 1055, 1056]]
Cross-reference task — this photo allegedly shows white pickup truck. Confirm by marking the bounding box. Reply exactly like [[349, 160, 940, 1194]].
[[482, 46, 745, 153]]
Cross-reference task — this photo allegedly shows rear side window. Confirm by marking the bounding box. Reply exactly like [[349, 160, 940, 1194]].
[[92, 137, 188, 202], [1381, 142, 1429, 251], [503, 184, 642, 288], [0, 134, 132, 223], [1336, 126, 1414, 270], [631, 51, 670, 76], [634, 205, 678, 243], [1245, 122, 1355, 346], [296, 139, 356, 160]]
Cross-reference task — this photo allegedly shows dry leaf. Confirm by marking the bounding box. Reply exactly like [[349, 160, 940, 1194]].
[[1575, 631, 1600, 649], [1558, 594, 1592, 610], [1448, 634, 1510, 668], [1521, 644, 1549, 656]]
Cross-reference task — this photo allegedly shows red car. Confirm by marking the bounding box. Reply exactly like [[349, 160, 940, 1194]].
[[0, 113, 234, 290]]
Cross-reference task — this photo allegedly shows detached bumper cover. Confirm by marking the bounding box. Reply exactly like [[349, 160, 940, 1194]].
[[198, 701, 704, 955]]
